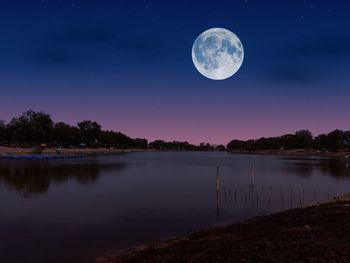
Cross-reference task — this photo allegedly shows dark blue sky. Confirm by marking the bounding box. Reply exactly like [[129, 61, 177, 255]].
[[1, 0, 349, 144]]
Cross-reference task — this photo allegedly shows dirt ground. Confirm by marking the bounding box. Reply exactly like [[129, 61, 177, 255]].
[[98, 194, 350, 263]]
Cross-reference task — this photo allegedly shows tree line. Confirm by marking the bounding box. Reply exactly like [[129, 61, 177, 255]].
[[227, 130, 350, 152], [2, 111, 348, 152], [149, 141, 226, 151], [0, 110, 225, 150], [0, 110, 148, 149]]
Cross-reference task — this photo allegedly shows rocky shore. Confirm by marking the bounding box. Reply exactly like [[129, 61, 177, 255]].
[[98, 194, 350, 263]]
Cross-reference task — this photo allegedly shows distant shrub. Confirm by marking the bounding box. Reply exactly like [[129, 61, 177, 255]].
[[31, 148, 43, 155]]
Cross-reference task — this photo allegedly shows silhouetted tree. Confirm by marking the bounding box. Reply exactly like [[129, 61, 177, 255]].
[[3, 110, 349, 152], [7, 110, 53, 145], [77, 120, 102, 146], [0, 120, 6, 143], [52, 122, 80, 146], [148, 140, 198, 150], [132, 138, 148, 149], [345, 131, 350, 148], [215, 145, 226, 151], [326, 130, 346, 151], [149, 140, 167, 150], [294, 130, 313, 149], [227, 140, 245, 151], [227, 129, 350, 152], [0, 110, 150, 149]]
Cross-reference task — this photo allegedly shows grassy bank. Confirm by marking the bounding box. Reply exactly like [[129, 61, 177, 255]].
[[98, 194, 350, 263], [0, 146, 146, 156]]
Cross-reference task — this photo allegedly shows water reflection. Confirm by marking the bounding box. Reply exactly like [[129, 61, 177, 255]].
[[213, 156, 350, 219], [1, 152, 350, 263], [215, 176, 317, 216], [0, 160, 126, 197], [281, 157, 350, 178]]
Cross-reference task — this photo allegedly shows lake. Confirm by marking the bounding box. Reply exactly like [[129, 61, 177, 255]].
[[0, 151, 349, 263]]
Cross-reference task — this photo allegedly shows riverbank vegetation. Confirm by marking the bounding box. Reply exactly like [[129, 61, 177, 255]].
[[228, 129, 350, 152], [1, 110, 349, 152], [0, 110, 221, 151]]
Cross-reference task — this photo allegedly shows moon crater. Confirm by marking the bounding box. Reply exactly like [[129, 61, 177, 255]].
[[192, 28, 244, 80]]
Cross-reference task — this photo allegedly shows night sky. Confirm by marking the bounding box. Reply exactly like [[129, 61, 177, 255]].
[[0, 0, 349, 144]]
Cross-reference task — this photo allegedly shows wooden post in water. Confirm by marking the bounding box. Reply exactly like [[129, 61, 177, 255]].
[[216, 166, 220, 193], [250, 163, 255, 192], [327, 188, 330, 201], [228, 185, 231, 204], [224, 185, 227, 203], [216, 166, 220, 218], [314, 188, 317, 201], [216, 190, 220, 219]]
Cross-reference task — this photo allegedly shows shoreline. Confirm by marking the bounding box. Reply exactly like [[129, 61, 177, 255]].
[[0, 146, 147, 156], [230, 149, 350, 158], [1, 146, 349, 158], [97, 194, 350, 263]]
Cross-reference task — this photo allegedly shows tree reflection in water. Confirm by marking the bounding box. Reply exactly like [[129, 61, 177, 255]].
[[281, 157, 350, 178], [0, 160, 126, 197]]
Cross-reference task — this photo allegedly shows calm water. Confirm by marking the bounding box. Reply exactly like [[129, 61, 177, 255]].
[[1, 151, 350, 263]]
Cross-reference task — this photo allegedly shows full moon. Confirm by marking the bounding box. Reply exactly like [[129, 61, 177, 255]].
[[192, 28, 244, 80]]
